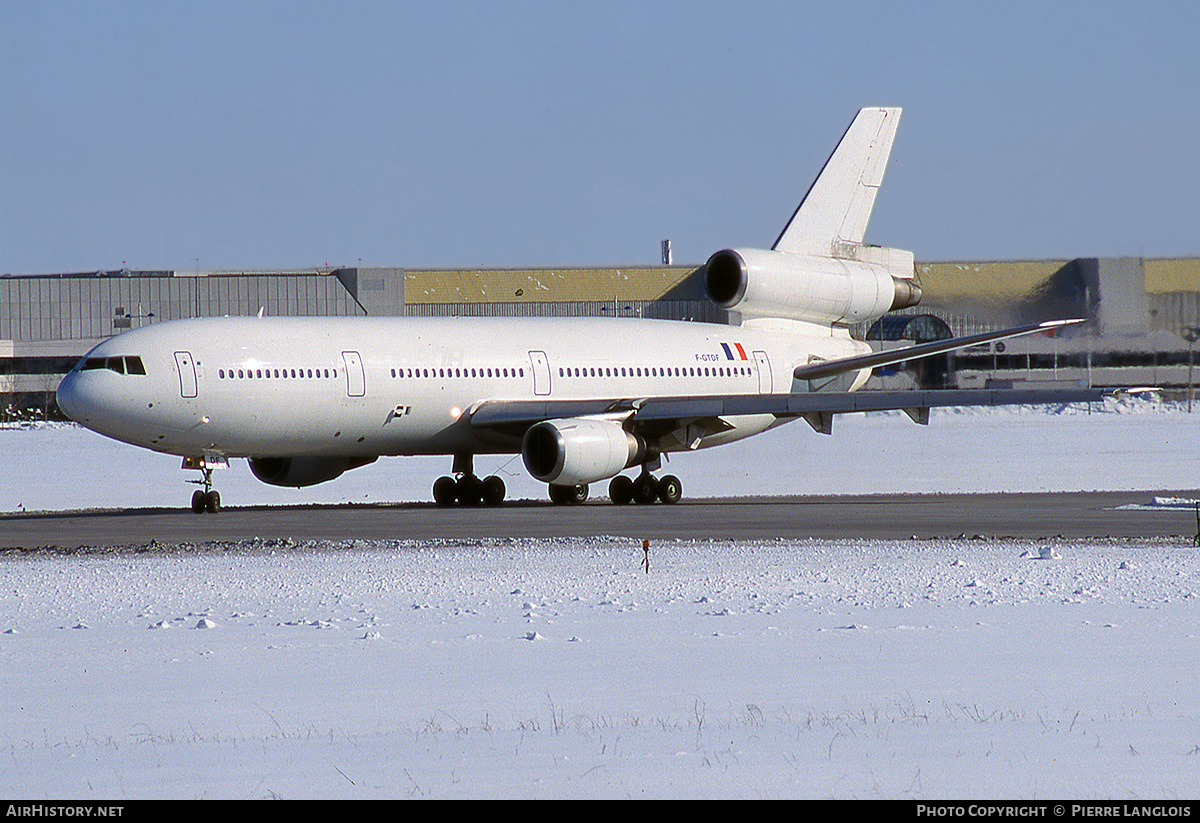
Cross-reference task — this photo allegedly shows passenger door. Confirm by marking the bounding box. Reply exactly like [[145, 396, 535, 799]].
[[342, 351, 366, 397], [174, 351, 198, 398], [528, 351, 551, 396], [753, 351, 772, 394]]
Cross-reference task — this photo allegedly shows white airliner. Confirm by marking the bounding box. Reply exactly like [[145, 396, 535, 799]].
[[55, 107, 1097, 512]]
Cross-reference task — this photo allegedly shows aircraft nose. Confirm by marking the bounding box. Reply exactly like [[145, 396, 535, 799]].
[[55, 370, 84, 422]]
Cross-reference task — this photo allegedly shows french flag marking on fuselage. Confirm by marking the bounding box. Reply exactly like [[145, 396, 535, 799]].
[[721, 342, 749, 361]]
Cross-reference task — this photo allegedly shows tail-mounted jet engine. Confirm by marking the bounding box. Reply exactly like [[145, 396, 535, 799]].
[[704, 247, 921, 325]]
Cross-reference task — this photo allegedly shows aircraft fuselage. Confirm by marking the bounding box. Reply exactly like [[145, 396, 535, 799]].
[[55, 314, 867, 461]]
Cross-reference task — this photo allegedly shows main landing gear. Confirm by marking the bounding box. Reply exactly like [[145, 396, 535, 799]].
[[546, 469, 681, 506], [547, 483, 589, 505], [433, 454, 506, 507], [607, 470, 682, 505]]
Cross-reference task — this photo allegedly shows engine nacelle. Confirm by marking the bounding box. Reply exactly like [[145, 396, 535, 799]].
[[705, 247, 920, 325], [248, 455, 378, 487], [522, 418, 646, 485]]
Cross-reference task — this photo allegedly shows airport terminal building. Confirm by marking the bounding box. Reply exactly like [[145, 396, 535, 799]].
[[3, 255, 1199, 418]]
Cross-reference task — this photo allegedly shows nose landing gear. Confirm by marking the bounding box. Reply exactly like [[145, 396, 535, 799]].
[[183, 454, 227, 514], [191, 486, 221, 514]]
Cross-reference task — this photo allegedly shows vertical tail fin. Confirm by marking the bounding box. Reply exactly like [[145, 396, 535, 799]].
[[771, 107, 901, 257]]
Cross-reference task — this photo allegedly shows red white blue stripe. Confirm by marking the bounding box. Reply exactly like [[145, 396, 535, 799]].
[[720, 342, 749, 361]]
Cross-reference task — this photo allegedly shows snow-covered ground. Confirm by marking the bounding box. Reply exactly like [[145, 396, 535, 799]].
[[3, 400, 1200, 798], [4, 396, 1200, 512], [4, 536, 1200, 799]]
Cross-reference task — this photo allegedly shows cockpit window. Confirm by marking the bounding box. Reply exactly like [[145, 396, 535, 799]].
[[79, 355, 147, 375]]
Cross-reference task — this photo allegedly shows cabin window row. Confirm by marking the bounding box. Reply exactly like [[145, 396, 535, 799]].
[[390, 367, 525, 379], [218, 367, 337, 380], [558, 365, 752, 378]]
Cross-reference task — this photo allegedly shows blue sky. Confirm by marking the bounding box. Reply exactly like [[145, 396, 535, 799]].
[[2, 0, 1197, 273]]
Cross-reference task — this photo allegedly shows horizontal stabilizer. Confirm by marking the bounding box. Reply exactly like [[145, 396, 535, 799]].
[[793, 319, 1086, 382]]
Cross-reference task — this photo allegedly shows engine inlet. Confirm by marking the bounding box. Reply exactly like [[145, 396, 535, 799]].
[[704, 250, 748, 308]]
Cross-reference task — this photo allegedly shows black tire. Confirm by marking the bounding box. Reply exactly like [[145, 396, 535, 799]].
[[191, 489, 207, 514], [608, 475, 634, 505], [658, 475, 682, 505], [549, 483, 588, 504], [205, 490, 221, 513], [481, 475, 506, 506], [633, 474, 659, 505], [457, 476, 482, 506], [433, 476, 457, 506]]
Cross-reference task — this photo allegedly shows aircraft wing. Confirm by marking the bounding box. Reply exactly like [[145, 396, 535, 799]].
[[468, 317, 1099, 438], [467, 385, 1107, 441]]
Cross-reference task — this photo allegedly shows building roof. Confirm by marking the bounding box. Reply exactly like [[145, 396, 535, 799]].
[[402, 265, 701, 305]]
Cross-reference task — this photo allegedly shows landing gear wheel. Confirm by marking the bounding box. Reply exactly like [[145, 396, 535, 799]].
[[433, 463, 506, 507], [191, 488, 221, 514], [481, 475, 506, 507], [549, 483, 588, 505], [187, 463, 222, 513], [657, 474, 682, 505], [608, 475, 634, 505], [456, 475, 483, 506], [633, 474, 660, 505], [433, 476, 457, 506]]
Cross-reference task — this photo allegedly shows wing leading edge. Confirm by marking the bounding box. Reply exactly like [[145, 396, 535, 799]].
[[469, 385, 1106, 440]]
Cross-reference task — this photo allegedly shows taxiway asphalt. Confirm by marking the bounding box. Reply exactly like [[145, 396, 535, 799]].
[[3, 490, 1198, 550]]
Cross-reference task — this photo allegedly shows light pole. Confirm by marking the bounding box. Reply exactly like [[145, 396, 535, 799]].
[[1184, 328, 1200, 413]]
